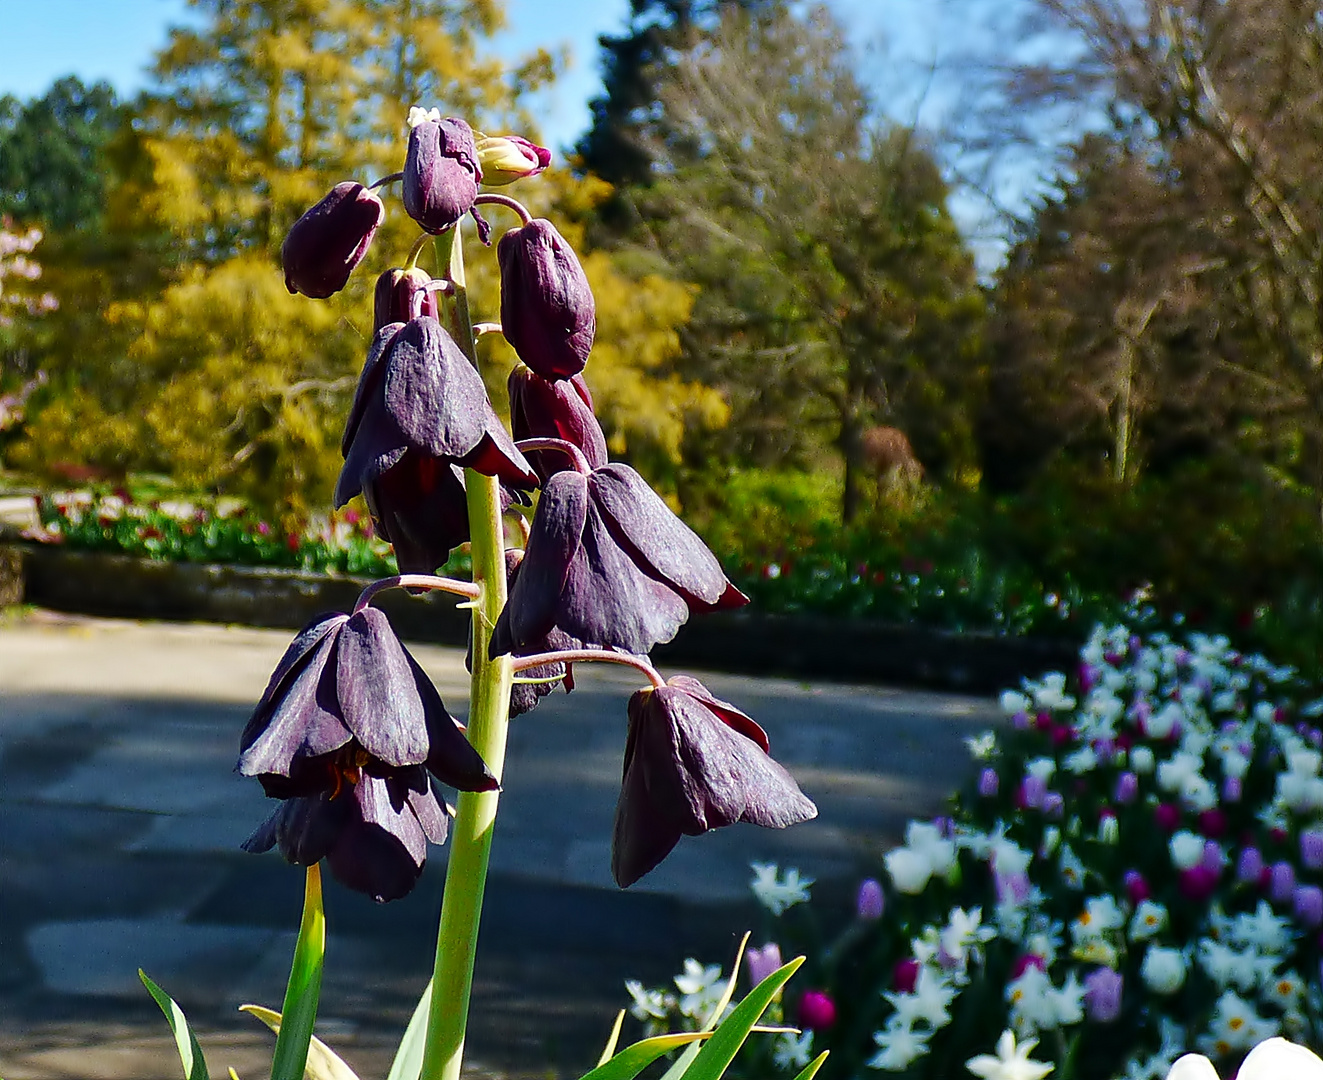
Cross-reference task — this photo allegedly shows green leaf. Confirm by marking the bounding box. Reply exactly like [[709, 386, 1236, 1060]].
[[790, 1050, 830, 1080], [660, 933, 752, 1080], [238, 1005, 360, 1080], [678, 956, 804, 1080], [138, 969, 210, 1080], [385, 979, 432, 1080], [597, 1010, 627, 1068], [273, 864, 326, 1080], [575, 1031, 712, 1080]]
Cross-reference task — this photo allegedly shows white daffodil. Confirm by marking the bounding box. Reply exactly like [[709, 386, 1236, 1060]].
[[1169, 830, 1206, 870], [1001, 690, 1032, 715], [1058, 845, 1086, 890], [1129, 899, 1168, 941], [909, 966, 957, 1028], [868, 1018, 932, 1070], [1046, 971, 1084, 1026], [1229, 901, 1294, 954], [907, 820, 957, 876], [967, 731, 998, 760], [1063, 745, 1098, 774], [749, 863, 813, 915], [1006, 965, 1056, 1034], [1025, 757, 1057, 784], [885, 845, 934, 895], [1032, 673, 1076, 712], [966, 1029, 1055, 1080], [1131, 746, 1156, 773], [1237, 1038, 1323, 1080], [1261, 968, 1305, 1010]]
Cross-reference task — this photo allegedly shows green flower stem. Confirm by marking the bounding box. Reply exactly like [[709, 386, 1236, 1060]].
[[420, 224, 514, 1080]]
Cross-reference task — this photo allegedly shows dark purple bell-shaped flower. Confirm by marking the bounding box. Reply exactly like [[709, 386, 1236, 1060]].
[[489, 463, 747, 659], [373, 266, 438, 332], [508, 365, 607, 482], [336, 317, 537, 572], [498, 219, 595, 380], [237, 608, 496, 797], [243, 767, 448, 903], [281, 182, 385, 298], [237, 608, 497, 899], [612, 676, 817, 887], [403, 116, 482, 236]]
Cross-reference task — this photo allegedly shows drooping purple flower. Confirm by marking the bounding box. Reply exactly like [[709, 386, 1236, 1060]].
[[242, 768, 447, 903], [498, 218, 595, 380], [856, 878, 885, 920], [1083, 967, 1123, 1023], [281, 182, 384, 298], [490, 463, 748, 658], [237, 608, 498, 899], [373, 266, 438, 331], [508, 365, 608, 482], [403, 115, 483, 236], [611, 676, 816, 887], [335, 317, 536, 573]]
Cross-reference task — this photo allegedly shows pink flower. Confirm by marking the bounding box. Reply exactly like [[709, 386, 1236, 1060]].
[[798, 990, 837, 1031], [892, 958, 920, 993]]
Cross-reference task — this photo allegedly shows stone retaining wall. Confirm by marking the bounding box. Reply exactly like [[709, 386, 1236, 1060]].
[[4, 542, 1081, 691]]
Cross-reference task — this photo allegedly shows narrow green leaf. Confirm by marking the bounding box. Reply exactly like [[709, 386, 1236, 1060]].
[[272, 864, 326, 1080], [659, 932, 754, 1080], [238, 1005, 360, 1080], [790, 1050, 830, 1080], [597, 1010, 626, 1068], [385, 979, 433, 1080], [575, 1031, 711, 1080], [678, 957, 805, 1080], [139, 969, 210, 1080]]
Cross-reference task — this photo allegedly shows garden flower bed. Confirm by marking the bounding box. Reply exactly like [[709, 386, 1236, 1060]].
[[627, 623, 1323, 1079]]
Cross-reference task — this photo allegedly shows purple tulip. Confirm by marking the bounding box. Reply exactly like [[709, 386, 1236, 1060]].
[[1124, 870, 1150, 904], [1271, 861, 1297, 903], [1223, 775, 1243, 803], [1296, 885, 1323, 927], [1114, 771, 1139, 804], [1237, 847, 1265, 884], [1179, 865, 1219, 902], [1202, 840, 1225, 872], [856, 878, 885, 920], [978, 767, 999, 797], [745, 942, 783, 987], [1083, 967, 1123, 1023], [1043, 791, 1065, 818], [281, 182, 384, 298], [1302, 829, 1323, 871], [611, 677, 816, 887], [1022, 775, 1047, 809], [798, 990, 837, 1031]]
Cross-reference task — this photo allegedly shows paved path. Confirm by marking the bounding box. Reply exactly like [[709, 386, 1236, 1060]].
[[0, 609, 1001, 1078]]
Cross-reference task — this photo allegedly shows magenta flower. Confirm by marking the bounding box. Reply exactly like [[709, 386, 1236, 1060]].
[[798, 990, 837, 1031]]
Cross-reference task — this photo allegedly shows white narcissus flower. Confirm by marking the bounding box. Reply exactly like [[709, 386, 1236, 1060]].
[[907, 820, 957, 876], [1129, 899, 1169, 941], [772, 1030, 813, 1071], [869, 1019, 932, 1071], [1169, 831, 1206, 870], [1032, 673, 1075, 712], [749, 863, 813, 916], [966, 1029, 1054, 1080], [967, 731, 998, 760], [1001, 690, 1031, 715], [673, 959, 724, 1019], [1229, 901, 1294, 954], [1131, 746, 1156, 773], [624, 979, 671, 1020]]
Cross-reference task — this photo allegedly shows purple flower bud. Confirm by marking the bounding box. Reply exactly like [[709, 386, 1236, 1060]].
[[475, 133, 551, 185], [745, 942, 782, 988], [1201, 840, 1225, 872], [403, 116, 481, 235], [1223, 775, 1243, 803], [1022, 775, 1047, 809], [1295, 885, 1323, 928], [1237, 847, 1264, 884], [1271, 860, 1297, 903], [1083, 967, 1123, 1023], [1179, 865, 1219, 902], [1012, 711, 1030, 731], [373, 266, 438, 332], [978, 767, 999, 797], [1043, 791, 1065, 818], [507, 366, 608, 482], [1124, 870, 1150, 904], [1302, 829, 1323, 871], [856, 878, 885, 920], [281, 182, 384, 298], [1114, 771, 1139, 804], [498, 218, 596, 381]]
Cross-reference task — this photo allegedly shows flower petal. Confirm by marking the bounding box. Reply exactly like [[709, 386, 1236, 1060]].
[[334, 608, 430, 766], [382, 317, 489, 459]]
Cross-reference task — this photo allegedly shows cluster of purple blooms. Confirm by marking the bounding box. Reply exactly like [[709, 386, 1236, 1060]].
[[238, 109, 816, 902]]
